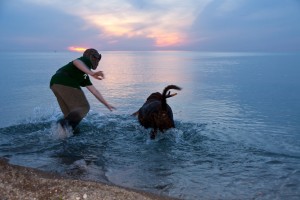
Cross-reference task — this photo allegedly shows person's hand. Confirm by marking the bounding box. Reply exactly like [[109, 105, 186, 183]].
[[106, 104, 116, 111], [92, 71, 104, 80]]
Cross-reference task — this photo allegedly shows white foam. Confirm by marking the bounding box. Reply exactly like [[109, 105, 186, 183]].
[[50, 122, 73, 140]]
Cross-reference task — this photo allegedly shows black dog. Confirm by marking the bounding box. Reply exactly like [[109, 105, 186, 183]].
[[133, 85, 181, 139]]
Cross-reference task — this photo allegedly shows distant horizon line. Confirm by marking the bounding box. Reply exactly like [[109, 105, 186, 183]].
[[1, 50, 299, 54]]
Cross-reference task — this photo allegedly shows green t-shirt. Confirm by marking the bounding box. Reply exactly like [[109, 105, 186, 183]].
[[50, 56, 93, 89]]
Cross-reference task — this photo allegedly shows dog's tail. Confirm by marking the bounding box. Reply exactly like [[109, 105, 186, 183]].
[[161, 85, 181, 110]]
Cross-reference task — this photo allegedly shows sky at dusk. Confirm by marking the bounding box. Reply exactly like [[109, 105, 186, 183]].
[[1, 0, 299, 52]]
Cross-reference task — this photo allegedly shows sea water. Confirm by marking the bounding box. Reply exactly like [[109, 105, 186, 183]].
[[0, 51, 299, 199]]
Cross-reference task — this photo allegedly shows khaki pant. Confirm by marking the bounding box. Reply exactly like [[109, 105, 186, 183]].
[[51, 84, 90, 129]]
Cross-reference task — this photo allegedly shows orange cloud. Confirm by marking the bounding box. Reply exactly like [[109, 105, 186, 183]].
[[68, 46, 87, 52], [85, 14, 186, 47], [148, 32, 184, 47], [30, 0, 212, 48]]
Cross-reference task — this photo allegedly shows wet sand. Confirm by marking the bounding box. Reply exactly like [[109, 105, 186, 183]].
[[0, 158, 176, 200]]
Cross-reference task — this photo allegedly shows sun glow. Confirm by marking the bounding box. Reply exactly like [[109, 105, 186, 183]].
[[85, 15, 186, 47], [149, 32, 184, 47], [68, 46, 87, 52], [31, 1, 213, 49]]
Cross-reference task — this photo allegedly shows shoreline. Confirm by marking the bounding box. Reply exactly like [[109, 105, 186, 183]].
[[0, 158, 177, 200]]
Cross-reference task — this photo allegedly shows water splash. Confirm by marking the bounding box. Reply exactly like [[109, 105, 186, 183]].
[[0, 111, 299, 200], [49, 122, 74, 140]]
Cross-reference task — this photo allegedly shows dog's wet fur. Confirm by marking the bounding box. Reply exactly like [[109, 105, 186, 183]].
[[133, 85, 181, 139]]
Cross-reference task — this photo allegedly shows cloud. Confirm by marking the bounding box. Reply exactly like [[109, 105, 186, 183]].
[[24, 0, 212, 48], [188, 0, 300, 51], [215, 0, 243, 15], [1, 0, 300, 51], [0, 0, 101, 51]]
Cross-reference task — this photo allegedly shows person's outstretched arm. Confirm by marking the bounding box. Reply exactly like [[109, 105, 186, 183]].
[[86, 85, 116, 111], [73, 59, 104, 80]]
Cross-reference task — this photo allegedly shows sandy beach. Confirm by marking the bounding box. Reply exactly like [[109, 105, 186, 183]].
[[0, 158, 176, 200]]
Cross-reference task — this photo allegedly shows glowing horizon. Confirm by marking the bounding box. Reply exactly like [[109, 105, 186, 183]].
[[68, 46, 87, 52]]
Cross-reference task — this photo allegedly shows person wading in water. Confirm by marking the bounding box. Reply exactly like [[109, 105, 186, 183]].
[[50, 48, 115, 132]]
